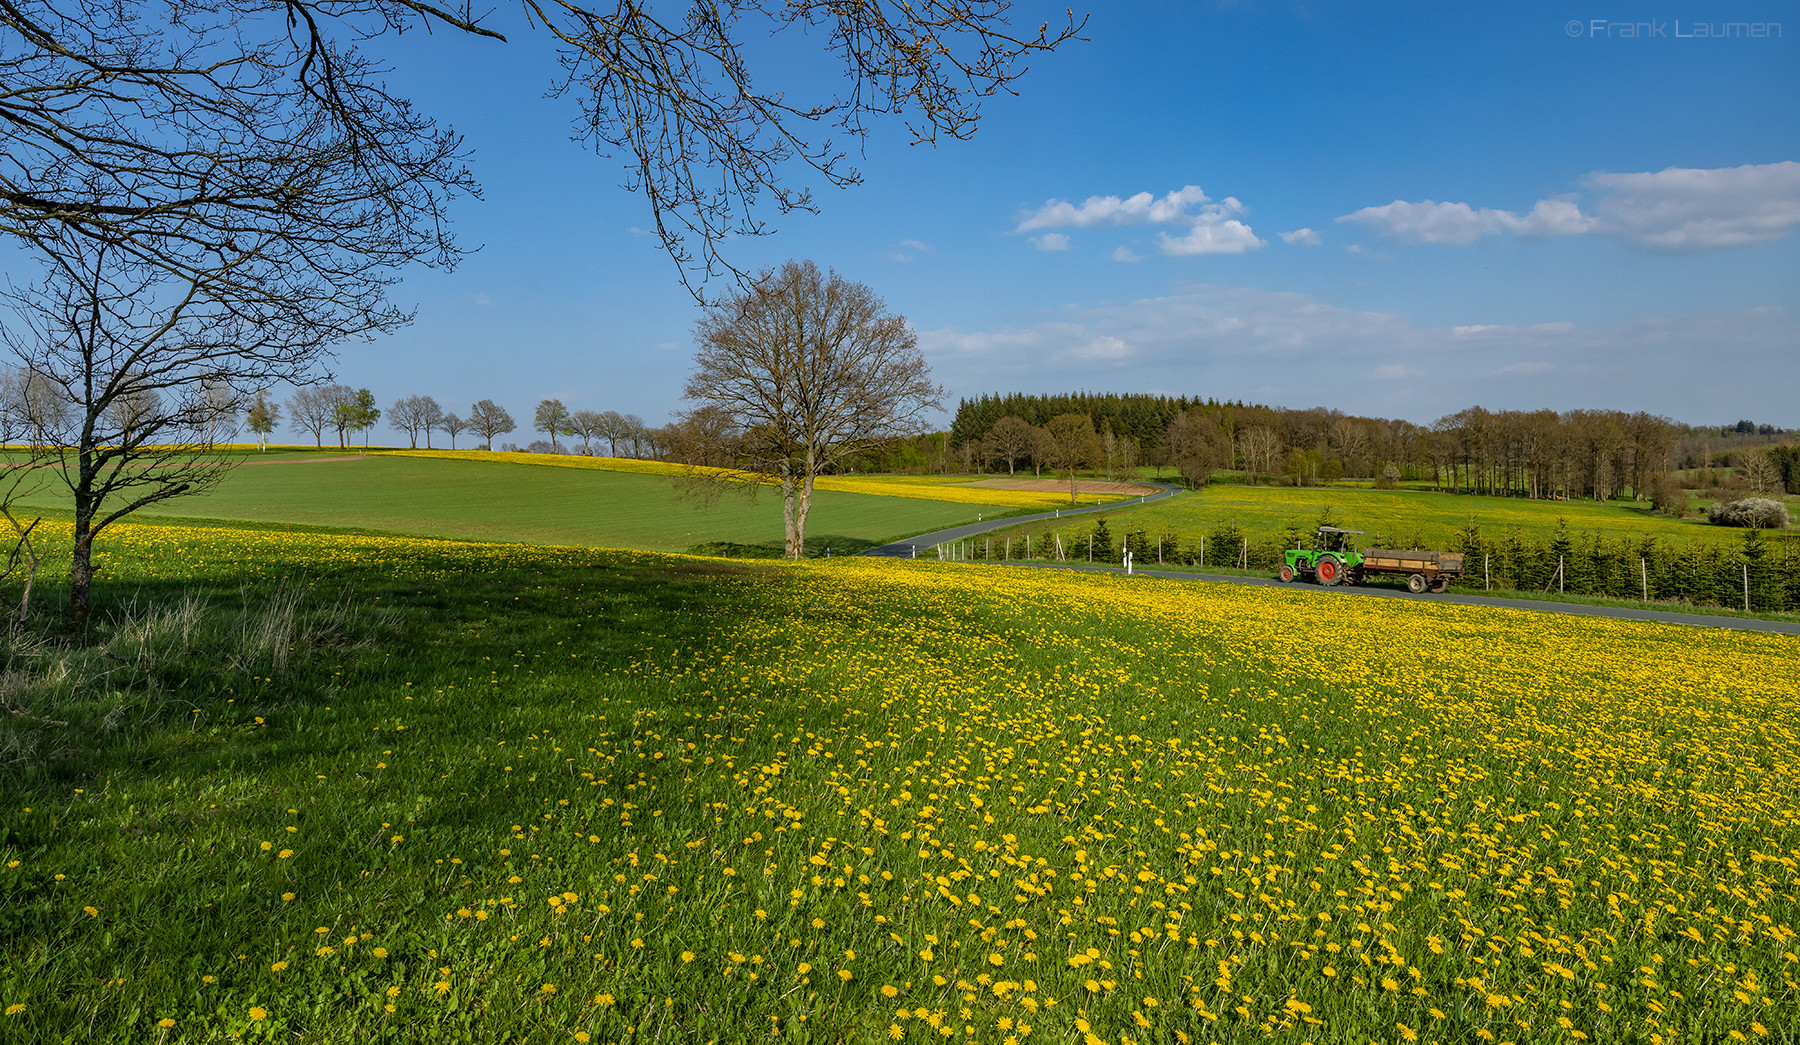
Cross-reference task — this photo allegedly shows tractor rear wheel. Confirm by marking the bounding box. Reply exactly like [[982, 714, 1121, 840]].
[[1316, 555, 1342, 586], [1278, 564, 1295, 582], [1407, 573, 1428, 594]]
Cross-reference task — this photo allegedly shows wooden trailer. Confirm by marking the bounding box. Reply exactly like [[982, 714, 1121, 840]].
[[1356, 548, 1466, 593]]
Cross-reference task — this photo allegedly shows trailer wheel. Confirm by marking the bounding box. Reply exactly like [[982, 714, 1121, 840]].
[[1407, 573, 1428, 594], [1315, 555, 1342, 586], [1430, 577, 1450, 593], [1278, 565, 1295, 583]]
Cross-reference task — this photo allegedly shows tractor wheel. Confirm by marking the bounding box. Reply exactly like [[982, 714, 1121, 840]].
[[1407, 573, 1427, 594], [1315, 555, 1342, 586], [1278, 565, 1295, 583]]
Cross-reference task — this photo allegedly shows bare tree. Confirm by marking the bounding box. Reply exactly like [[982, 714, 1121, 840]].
[[1239, 425, 1283, 479], [0, 368, 25, 447], [2, 2, 1080, 299], [1163, 410, 1229, 488], [569, 409, 604, 455], [684, 259, 940, 557], [0, 239, 316, 618], [622, 414, 649, 458], [288, 386, 347, 449], [440, 411, 466, 450], [982, 415, 1036, 475], [1738, 447, 1782, 494], [1042, 413, 1097, 506], [468, 399, 516, 450], [416, 396, 445, 448], [18, 371, 71, 450], [389, 395, 433, 449], [597, 410, 630, 457]]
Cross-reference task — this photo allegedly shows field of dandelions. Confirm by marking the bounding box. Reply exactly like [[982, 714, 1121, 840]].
[[1, 521, 1796, 1044]]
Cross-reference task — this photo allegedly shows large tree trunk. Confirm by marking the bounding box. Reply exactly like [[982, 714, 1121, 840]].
[[1067, 469, 1078, 506], [68, 475, 96, 623], [781, 474, 800, 559], [793, 472, 816, 559]]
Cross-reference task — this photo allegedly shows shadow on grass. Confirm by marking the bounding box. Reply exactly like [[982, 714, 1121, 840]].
[[685, 533, 881, 558], [1, 543, 865, 1008]]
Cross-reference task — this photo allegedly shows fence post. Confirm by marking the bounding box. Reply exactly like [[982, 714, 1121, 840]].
[[1157, 535, 1162, 565], [1201, 535, 1205, 566], [1642, 558, 1649, 602], [1088, 534, 1093, 562], [1485, 554, 1490, 591], [1559, 556, 1564, 593], [985, 538, 990, 560], [1745, 562, 1751, 612], [1241, 537, 1248, 570]]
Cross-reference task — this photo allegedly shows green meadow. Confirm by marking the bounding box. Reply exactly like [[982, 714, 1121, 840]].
[[1, 521, 1797, 1044], [992, 482, 1793, 549], [7, 451, 1004, 556]]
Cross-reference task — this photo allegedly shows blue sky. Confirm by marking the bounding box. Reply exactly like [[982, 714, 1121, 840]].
[[307, 1, 1797, 438]]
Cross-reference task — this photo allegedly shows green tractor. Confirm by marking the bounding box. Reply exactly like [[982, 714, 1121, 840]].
[[1278, 526, 1363, 586], [1278, 526, 1466, 593]]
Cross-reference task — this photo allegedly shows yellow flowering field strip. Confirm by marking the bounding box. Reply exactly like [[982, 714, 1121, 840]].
[[0, 523, 1795, 1045], [381, 449, 1066, 507]]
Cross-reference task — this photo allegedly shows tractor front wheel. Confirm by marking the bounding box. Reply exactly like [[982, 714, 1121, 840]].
[[1315, 555, 1342, 586], [1278, 564, 1295, 582]]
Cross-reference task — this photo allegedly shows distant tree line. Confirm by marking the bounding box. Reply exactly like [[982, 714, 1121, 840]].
[[943, 394, 1800, 502]]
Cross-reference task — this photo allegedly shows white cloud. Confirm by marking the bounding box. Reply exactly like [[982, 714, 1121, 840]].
[[1336, 199, 1575, 245], [472, 293, 495, 307], [917, 287, 1797, 422], [1337, 161, 1800, 251], [1280, 227, 1322, 246], [1159, 216, 1264, 255], [1110, 246, 1142, 263], [1586, 161, 1800, 250], [1017, 183, 1266, 258], [1017, 185, 1212, 231], [884, 238, 934, 262]]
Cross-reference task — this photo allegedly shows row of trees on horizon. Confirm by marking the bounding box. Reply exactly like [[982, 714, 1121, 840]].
[[946, 393, 1800, 501], [242, 386, 660, 459]]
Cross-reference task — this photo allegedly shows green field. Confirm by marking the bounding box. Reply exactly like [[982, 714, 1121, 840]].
[[992, 482, 1795, 549], [1, 521, 1796, 1044], [9, 451, 1006, 555]]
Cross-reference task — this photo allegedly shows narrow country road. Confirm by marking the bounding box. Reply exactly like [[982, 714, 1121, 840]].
[[859, 489, 1800, 636], [857, 482, 1182, 558]]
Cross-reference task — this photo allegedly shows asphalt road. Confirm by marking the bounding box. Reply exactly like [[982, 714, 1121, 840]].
[[859, 496, 1800, 636]]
